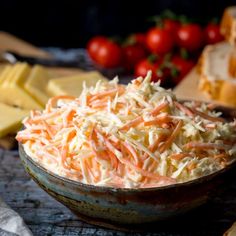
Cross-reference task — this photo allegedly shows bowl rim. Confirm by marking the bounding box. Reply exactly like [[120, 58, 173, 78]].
[[19, 142, 236, 193]]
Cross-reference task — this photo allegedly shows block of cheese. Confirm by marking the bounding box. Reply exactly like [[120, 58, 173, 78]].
[[0, 103, 29, 138], [1, 63, 18, 86], [0, 65, 11, 83], [0, 63, 42, 109], [1, 63, 30, 87], [24, 65, 50, 105], [8, 63, 30, 86], [220, 6, 236, 45], [0, 64, 6, 75], [47, 71, 107, 97], [0, 86, 42, 109]]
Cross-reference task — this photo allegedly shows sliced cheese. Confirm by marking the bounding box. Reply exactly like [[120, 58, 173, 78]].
[[0, 103, 29, 138], [1, 64, 21, 87], [47, 71, 107, 97], [9, 63, 30, 86], [24, 65, 50, 105], [1, 63, 30, 87], [0, 86, 42, 110], [0, 65, 11, 84]]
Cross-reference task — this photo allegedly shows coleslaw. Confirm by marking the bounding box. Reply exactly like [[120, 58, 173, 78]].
[[16, 72, 236, 188]]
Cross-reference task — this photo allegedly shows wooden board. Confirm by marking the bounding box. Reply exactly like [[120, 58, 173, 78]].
[[174, 68, 235, 107], [0, 31, 83, 76], [174, 67, 210, 102], [0, 31, 50, 58]]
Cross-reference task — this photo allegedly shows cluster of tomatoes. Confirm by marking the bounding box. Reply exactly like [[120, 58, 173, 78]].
[[87, 13, 224, 86]]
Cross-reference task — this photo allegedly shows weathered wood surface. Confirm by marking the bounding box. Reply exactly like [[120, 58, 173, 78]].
[[1, 149, 236, 236]]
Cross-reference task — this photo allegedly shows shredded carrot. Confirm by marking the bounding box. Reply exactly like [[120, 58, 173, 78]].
[[122, 141, 141, 167], [47, 95, 76, 111], [184, 142, 229, 150], [169, 152, 190, 161], [119, 116, 143, 131], [213, 153, 229, 159], [187, 162, 197, 171], [149, 134, 166, 152], [89, 86, 124, 102], [159, 120, 183, 153], [144, 113, 171, 126], [174, 101, 194, 117], [150, 101, 169, 116], [191, 108, 225, 122]]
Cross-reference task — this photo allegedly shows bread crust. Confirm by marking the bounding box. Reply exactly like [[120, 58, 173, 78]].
[[198, 42, 236, 106], [220, 6, 236, 45], [229, 51, 236, 77]]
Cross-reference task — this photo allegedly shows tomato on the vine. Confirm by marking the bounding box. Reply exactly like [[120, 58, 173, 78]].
[[146, 28, 174, 54], [163, 19, 180, 39], [134, 57, 169, 83], [87, 37, 122, 68], [134, 59, 158, 81], [176, 24, 203, 51], [171, 56, 194, 84], [204, 23, 224, 45], [87, 36, 107, 60], [129, 33, 146, 47], [122, 44, 146, 71]]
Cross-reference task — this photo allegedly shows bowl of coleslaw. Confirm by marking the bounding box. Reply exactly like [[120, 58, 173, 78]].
[[17, 72, 236, 228]]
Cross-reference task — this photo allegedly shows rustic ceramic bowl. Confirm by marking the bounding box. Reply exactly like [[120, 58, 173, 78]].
[[18, 104, 236, 230]]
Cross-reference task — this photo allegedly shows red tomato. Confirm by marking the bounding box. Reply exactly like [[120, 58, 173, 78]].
[[122, 44, 146, 71], [204, 23, 224, 45], [176, 24, 203, 51], [94, 40, 122, 68], [171, 56, 195, 84], [87, 36, 107, 60], [135, 59, 158, 81], [135, 58, 168, 83], [163, 19, 180, 38], [146, 28, 174, 54], [130, 33, 146, 47]]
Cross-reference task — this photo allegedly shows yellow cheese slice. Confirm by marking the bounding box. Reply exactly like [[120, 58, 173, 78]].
[[0, 65, 14, 84], [0, 86, 42, 110], [1, 64, 21, 87], [1, 63, 30, 88], [47, 71, 107, 97], [0, 103, 29, 138], [24, 65, 50, 105], [9, 63, 30, 86], [0, 64, 6, 75]]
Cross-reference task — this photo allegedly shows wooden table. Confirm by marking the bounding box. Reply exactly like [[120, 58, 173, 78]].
[[0, 149, 236, 236]]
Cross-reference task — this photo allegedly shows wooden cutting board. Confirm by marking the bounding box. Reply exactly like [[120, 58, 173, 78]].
[[174, 68, 233, 107], [174, 68, 210, 102], [0, 32, 85, 149], [0, 31, 83, 75]]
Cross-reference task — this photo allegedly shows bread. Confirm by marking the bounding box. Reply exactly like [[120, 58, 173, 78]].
[[229, 49, 236, 77], [220, 6, 236, 45], [198, 41, 236, 106], [224, 222, 236, 236]]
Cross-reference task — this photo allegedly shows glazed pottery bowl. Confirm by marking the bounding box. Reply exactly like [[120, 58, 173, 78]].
[[18, 104, 236, 229]]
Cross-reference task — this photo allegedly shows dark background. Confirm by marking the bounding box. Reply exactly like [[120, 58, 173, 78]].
[[0, 0, 235, 48]]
